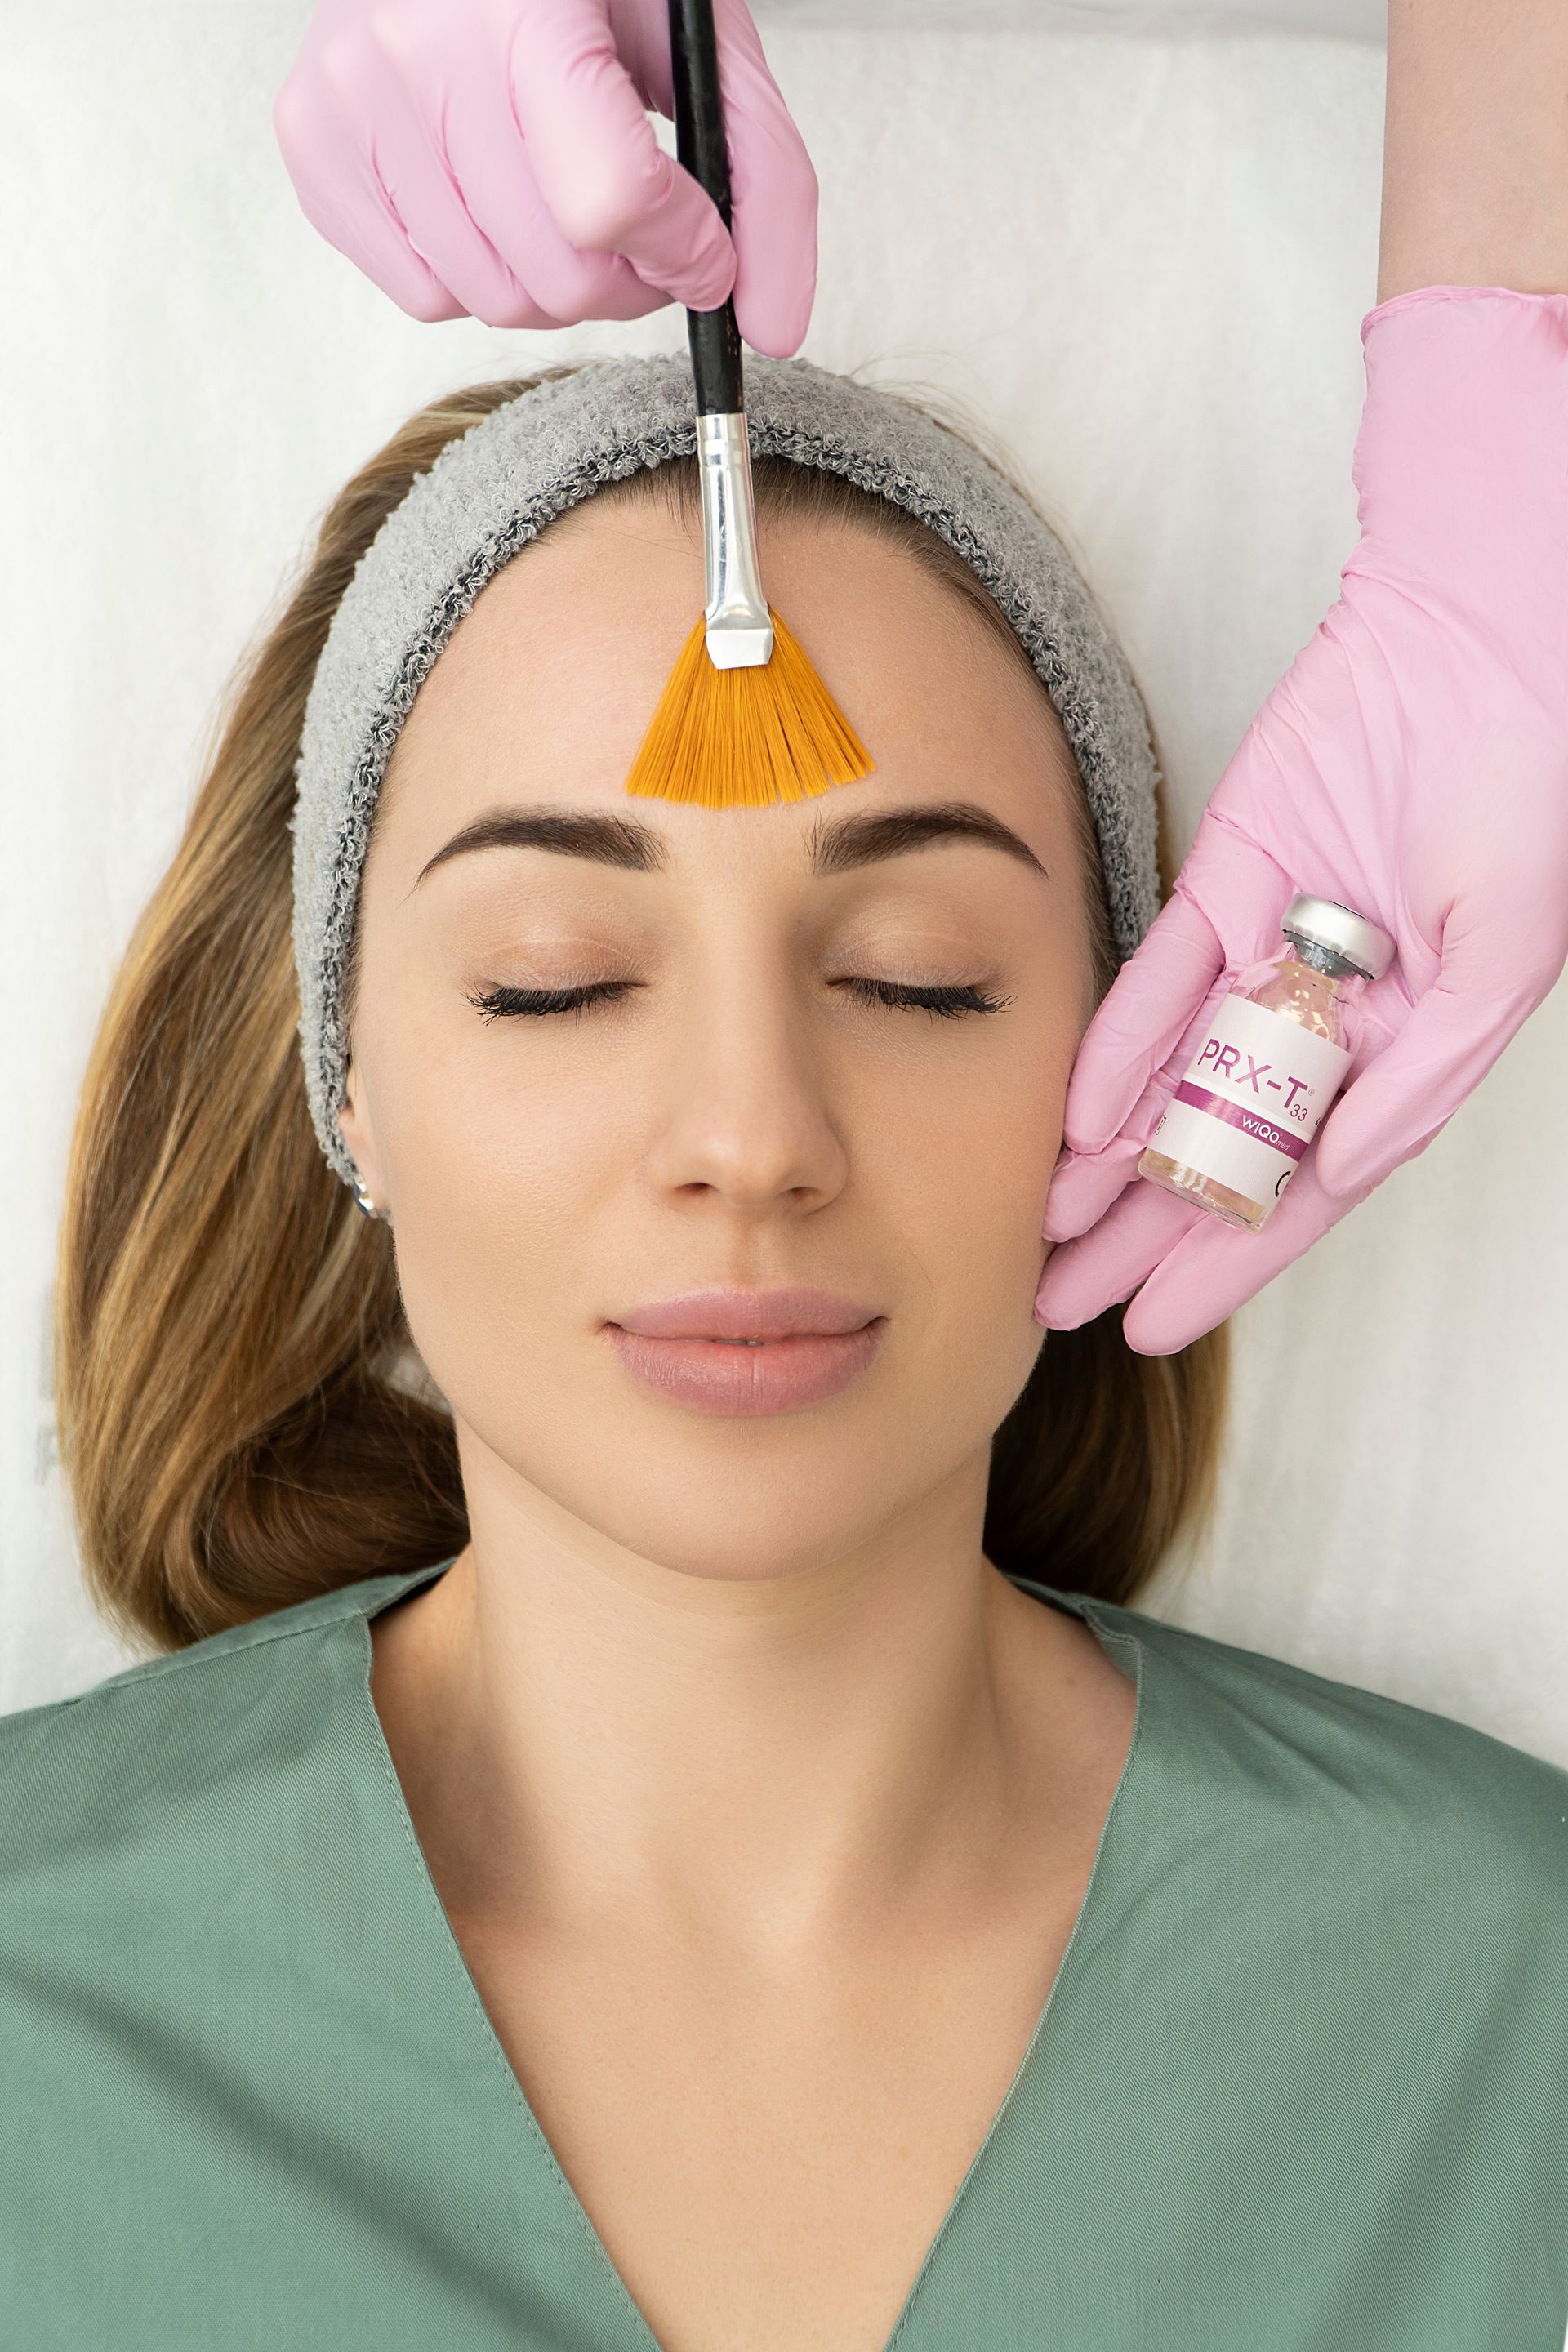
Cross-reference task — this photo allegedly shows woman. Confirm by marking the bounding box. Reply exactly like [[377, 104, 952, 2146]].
[[4, 341, 1565, 2347]]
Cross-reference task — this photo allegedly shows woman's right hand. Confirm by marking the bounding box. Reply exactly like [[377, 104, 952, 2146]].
[[273, 0, 817, 354]]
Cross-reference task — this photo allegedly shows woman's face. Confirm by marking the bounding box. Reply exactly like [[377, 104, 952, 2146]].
[[341, 496, 1099, 1583]]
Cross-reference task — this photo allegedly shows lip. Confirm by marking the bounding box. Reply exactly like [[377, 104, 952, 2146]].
[[604, 1288, 886, 1417], [612, 1287, 876, 1341]]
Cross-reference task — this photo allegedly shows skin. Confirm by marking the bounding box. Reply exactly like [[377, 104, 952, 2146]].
[[341, 499, 1138, 2352], [1380, 0, 1568, 303]]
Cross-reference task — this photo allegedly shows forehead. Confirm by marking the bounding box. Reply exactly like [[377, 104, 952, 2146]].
[[374, 490, 1082, 866]]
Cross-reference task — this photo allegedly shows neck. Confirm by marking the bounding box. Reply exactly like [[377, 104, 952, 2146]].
[[368, 1431, 1097, 1962]]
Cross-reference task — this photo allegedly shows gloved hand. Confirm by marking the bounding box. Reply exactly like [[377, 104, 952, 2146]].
[[274, 0, 817, 354], [1037, 285, 1568, 1355]]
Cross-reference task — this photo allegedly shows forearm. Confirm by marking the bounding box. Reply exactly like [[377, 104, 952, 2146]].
[[1379, 0, 1568, 302]]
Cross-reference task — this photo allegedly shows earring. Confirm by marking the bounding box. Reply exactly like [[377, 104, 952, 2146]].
[[350, 1174, 381, 1221]]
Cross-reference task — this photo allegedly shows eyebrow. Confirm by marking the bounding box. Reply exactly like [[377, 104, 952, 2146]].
[[415, 809, 666, 884], [809, 803, 1047, 879], [414, 800, 1047, 887]]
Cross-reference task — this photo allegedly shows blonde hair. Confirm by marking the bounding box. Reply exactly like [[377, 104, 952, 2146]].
[[55, 371, 1227, 1656]]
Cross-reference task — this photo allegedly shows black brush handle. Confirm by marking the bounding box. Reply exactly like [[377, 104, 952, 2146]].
[[667, 0, 743, 416]]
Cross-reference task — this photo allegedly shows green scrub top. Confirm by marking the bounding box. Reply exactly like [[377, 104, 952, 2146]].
[[2, 1557, 1566, 2350]]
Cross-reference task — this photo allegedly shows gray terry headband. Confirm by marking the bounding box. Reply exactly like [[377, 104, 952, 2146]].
[[291, 354, 1162, 1189]]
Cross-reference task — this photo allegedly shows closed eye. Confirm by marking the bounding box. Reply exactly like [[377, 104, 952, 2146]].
[[467, 981, 638, 1021], [467, 978, 1011, 1022], [836, 978, 1012, 1018]]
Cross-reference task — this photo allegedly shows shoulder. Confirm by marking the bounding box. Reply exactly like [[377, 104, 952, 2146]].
[[1094, 1592, 1568, 1931], [0, 1570, 412, 1877]]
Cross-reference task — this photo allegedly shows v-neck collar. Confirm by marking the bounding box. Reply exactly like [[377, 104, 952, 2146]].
[[341, 1557, 1154, 2352]]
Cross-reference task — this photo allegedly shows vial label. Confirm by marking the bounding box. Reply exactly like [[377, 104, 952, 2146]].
[[1148, 993, 1352, 1207]]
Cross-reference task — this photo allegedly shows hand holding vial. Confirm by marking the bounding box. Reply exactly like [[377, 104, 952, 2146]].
[[1038, 286, 1568, 1354]]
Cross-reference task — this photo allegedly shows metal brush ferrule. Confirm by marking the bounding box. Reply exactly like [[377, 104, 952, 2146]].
[[697, 412, 774, 670]]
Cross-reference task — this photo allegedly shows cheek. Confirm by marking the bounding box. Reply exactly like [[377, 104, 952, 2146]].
[[844, 1009, 1076, 1333], [368, 951, 626, 1194], [852, 1065, 1066, 1479], [359, 985, 632, 1400]]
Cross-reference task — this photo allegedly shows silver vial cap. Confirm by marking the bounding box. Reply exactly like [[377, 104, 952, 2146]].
[[1281, 893, 1396, 980]]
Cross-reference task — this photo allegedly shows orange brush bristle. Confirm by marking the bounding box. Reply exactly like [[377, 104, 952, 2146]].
[[626, 607, 874, 810]]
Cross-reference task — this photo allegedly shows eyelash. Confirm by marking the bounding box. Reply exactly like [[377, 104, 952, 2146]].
[[466, 978, 1011, 1023]]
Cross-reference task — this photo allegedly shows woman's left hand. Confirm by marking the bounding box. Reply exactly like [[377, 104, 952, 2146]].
[[1036, 286, 1568, 1355]]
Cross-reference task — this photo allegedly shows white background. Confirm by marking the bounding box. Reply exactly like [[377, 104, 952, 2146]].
[[3, 2, 1564, 1765]]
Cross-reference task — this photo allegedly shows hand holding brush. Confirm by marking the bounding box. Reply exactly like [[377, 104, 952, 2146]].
[[626, 0, 872, 809]]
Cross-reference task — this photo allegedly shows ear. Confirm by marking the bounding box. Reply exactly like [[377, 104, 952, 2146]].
[[336, 1058, 386, 1205]]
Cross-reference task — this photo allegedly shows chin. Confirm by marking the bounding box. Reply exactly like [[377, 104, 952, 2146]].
[[627, 1483, 880, 1584], [545, 1441, 914, 1587]]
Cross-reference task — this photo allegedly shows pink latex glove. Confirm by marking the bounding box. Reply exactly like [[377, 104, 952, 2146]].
[[274, 0, 817, 355], [1037, 285, 1568, 1355]]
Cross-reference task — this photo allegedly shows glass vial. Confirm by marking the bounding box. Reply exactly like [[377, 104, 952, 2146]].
[[1138, 893, 1396, 1232]]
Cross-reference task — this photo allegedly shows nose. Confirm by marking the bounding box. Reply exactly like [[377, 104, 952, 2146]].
[[642, 968, 851, 1218]]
